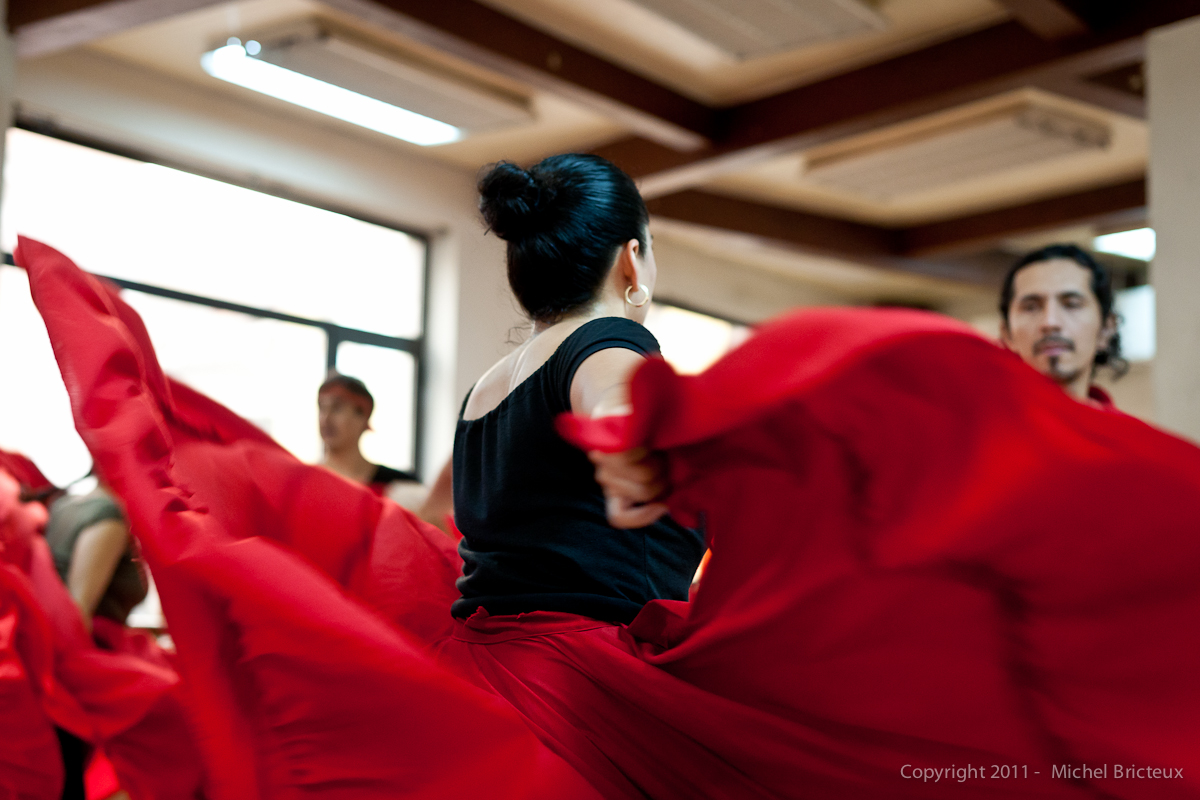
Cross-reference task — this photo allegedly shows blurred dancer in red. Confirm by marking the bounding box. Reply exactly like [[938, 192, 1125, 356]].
[[0, 457, 201, 800]]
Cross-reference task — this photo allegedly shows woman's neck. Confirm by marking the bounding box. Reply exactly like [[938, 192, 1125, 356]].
[[531, 296, 628, 336], [323, 447, 374, 484]]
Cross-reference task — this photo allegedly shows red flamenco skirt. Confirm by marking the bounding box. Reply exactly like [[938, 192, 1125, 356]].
[[16, 236, 1200, 800], [0, 470, 201, 800]]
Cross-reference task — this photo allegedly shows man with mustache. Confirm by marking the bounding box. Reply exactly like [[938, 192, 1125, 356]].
[[998, 243, 1126, 407]]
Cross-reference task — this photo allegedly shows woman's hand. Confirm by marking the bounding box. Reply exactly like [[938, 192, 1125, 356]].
[[572, 346, 669, 528], [588, 447, 670, 529]]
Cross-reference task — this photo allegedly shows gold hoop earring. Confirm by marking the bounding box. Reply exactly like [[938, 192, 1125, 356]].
[[625, 283, 650, 308]]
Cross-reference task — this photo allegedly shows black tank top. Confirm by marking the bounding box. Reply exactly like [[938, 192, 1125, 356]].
[[451, 317, 706, 624]]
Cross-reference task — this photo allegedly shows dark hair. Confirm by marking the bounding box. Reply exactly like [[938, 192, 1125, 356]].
[[318, 373, 374, 415], [478, 154, 649, 323], [999, 243, 1127, 377]]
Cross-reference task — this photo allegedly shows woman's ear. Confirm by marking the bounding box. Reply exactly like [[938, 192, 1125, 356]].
[[613, 238, 640, 287]]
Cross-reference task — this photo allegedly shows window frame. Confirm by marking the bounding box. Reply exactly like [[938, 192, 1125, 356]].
[[5, 118, 432, 475]]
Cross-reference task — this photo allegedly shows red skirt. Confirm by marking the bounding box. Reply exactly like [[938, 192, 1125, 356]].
[[0, 470, 201, 800], [16, 236, 1200, 800]]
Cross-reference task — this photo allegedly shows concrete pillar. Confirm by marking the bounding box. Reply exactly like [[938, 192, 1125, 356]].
[[1148, 15, 1200, 440]]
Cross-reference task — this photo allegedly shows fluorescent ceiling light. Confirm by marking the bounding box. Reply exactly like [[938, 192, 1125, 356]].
[[1093, 227, 1155, 261], [201, 42, 461, 146]]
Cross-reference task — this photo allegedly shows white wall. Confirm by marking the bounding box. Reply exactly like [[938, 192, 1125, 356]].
[[1148, 16, 1200, 441], [13, 48, 522, 475], [651, 235, 850, 322]]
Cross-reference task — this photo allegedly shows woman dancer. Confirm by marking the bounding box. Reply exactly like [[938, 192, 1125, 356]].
[[451, 155, 705, 625]]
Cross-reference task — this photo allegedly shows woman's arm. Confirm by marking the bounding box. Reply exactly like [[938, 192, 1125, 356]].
[[66, 518, 129, 633], [571, 348, 670, 529], [414, 458, 455, 537]]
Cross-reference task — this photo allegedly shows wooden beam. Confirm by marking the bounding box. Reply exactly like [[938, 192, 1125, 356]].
[[646, 190, 899, 260], [9, 0, 224, 57], [901, 179, 1147, 256], [644, 180, 1146, 280], [9, 0, 714, 152], [599, 1, 1200, 196], [296, 0, 715, 152], [10, 0, 116, 29], [991, 0, 1090, 40]]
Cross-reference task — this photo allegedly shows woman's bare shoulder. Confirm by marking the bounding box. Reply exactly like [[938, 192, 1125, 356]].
[[461, 320, 592, 421], [462, 349, 521, 421]]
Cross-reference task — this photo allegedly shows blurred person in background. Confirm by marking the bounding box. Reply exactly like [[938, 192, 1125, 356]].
[[316, 376, 420, 494], [318, 373, 422, 497], [4, 457, 182, 800], [44, 478, 147, 638], [998, 244, 1127, 409], [318, 373, 457, 535]]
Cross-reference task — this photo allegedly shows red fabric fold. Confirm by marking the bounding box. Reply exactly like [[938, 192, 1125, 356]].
[[0, 471, 64, 799], [20, 235, 1200, 799], [17, 236, 601, 800], [563, 308, 1200, 798], [0, 448, 57, 497], [1, 464, 200, 800]]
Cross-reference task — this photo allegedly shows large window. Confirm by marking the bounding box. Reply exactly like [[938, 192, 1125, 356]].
[[0, 128, 426, 485]]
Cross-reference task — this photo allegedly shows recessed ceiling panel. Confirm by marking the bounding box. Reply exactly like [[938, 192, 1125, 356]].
[[629, 0, 888, 60], [804, 102, 1111, 201]]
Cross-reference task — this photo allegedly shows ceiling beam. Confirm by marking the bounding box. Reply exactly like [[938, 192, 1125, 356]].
[[598, 1, 1200, 197], [8, 0, 714, 152], [12, 0, 1180, 197], [645, 190, 898, 260], [991, 0, 1090, 40], [8, 0, 224, 57], [902, 179, 1146, 256], [645, 180, 1146, 281], [319, 0, 715, 152]]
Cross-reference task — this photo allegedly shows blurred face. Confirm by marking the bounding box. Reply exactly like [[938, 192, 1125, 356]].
[[1000, 258, 1113, 393], [318, 391, 369, 452]]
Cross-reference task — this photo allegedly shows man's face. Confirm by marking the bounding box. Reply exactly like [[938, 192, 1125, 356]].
[[318, 391, 369, 451], [1000, 258, 1112, 388]]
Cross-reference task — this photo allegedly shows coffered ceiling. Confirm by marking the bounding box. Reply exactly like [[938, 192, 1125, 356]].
[[9, 0, 1190, 304]]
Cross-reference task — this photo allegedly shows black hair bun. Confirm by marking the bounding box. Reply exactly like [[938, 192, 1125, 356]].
[[478, 161, 554, 241]]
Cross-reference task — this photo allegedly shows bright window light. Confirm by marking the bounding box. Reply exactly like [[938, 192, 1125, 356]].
[[201, 44, 461, 146], [1115, 285, 1156, 362], [643, 303, 750, 375], [1093, 227, 1156, 261]]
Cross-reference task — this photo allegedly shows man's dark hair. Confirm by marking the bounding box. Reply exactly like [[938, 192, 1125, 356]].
[[999, 243, 1127, 377], [318, 373, 374, 415]]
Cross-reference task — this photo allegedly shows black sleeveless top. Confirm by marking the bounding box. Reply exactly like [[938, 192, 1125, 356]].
[[452, 317, 706, 624]]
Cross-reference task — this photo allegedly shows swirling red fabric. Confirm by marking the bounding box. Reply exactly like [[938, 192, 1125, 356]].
[[0, 469, 63, 799], [16, 236, 602, 800], [19, 236, 1200, 799], [0, 465, 201, 800], [0, 449, 56, 498]]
